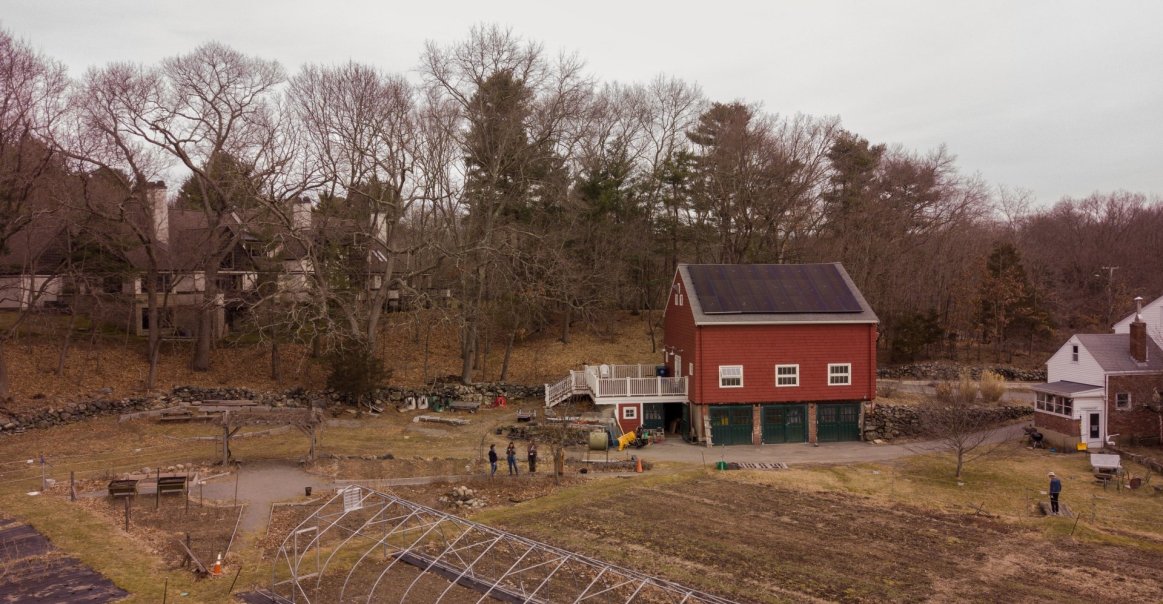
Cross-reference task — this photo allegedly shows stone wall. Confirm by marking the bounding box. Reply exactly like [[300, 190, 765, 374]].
[[0, 381, 547, 435], [878, 363, 1046, 382], [863, 403, 1033, 441]]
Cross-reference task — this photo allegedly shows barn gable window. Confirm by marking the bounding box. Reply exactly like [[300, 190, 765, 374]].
[[1071, 345, 1079, 362], [719, 365, 743, 388], [775, 364, 799, 387], [828, 364, 851, 386]]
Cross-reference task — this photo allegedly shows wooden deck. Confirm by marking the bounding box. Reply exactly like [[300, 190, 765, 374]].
[[545, 364, 688, 407]]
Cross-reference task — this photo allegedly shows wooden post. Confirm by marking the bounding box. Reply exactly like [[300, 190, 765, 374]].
[[69, 471, 75, 502], [124, 496, 130, 532], [233, 471, 239, 508], [156, 467, 161, 509], [162, 578, 167, 604], [222, 421, 230, 466]]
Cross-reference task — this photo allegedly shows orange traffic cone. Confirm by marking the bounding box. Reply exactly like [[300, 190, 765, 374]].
[[211, 553, 223, 577], [635, 457, 643, 473]]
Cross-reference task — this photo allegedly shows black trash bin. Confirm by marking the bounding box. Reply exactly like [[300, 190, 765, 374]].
[[305, 486, 312, 497]]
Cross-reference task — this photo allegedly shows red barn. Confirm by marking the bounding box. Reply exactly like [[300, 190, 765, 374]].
[[544, 263, 879, 445]]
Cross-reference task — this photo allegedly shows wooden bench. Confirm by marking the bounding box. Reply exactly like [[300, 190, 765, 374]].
[[107, 479, 138, 497], [156, 476, 188, 495]]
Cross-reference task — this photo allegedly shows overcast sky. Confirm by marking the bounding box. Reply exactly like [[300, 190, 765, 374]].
[[5, 0, 1162, 206]]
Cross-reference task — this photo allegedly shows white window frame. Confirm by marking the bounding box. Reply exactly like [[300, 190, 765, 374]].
[[827, 363, 852, 386], [775, 364, 799, 387], [622, 405, 638, 420], [1115, 392, 1131, 410], [719, 365, 743, 388], [674, 292, 683, 306], [1071, 345, 1079, 362]]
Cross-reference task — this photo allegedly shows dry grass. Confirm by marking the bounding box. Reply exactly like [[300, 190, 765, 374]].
[[2, 309, 660, 412]]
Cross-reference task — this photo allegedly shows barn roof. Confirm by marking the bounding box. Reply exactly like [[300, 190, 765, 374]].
[[677, 263, 878, 326]]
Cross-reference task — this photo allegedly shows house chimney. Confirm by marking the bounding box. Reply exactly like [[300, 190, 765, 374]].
[[146, 181, 169, 245], [291, 197, 311, 232], [1130, 296, 1147, 363]]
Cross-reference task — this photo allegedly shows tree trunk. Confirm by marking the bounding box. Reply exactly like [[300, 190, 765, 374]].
[[145, 273, 160, 391], [500, 330, 516, 382], [460, 318, 476, 384], [560, 304, 572, 344], [422, 322, 432, 385], [271, 339, 281, 382], [56, 306, 79, 376], [0, 339, 9, 400]]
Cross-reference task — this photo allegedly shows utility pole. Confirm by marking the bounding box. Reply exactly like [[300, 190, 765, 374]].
[[1101, 266, 1119, 327]]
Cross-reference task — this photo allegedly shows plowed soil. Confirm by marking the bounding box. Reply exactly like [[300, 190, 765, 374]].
[[489, 474, 1163, 604]]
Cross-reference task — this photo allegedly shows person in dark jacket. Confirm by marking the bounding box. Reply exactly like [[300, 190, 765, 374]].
[[527, 440, 538, 473], [506, 441, 519, 475], [1048, 471, 1062, 514], [488, 444, 498, 477]]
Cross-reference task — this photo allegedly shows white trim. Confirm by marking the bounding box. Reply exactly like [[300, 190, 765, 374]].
[[775, 364, 799, 387], [1115, 392, 1131, 410], [827, 363, 852, 386], [719, 365, 743, 388], [621, 405, 638, 420]]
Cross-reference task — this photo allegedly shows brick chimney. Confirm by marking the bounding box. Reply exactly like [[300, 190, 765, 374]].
[[291, 197, 312, 232], [145, 181, 169, 246], [1130, 296, 1148, 363]]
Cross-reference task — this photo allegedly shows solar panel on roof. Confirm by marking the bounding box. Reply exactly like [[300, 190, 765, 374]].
[[687, 264, 863, 314]]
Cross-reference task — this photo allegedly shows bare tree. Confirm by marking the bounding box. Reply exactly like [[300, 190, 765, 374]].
[[422, 25, 590, 383], [0, 29, 69, 398], [919, 372, 1011, 478]]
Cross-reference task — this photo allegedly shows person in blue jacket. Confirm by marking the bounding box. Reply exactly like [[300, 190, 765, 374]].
[[1048, 471, 1062, 514]]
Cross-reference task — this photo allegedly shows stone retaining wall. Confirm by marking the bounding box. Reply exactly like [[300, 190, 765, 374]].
[[863, 403, 1033, 441], [0, 382, 547, 435], [878, 363, 1046, 382]]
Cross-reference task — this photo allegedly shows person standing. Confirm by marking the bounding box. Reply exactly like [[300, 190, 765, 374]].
[[488, 444, 498, 477], [506, 441, 518, 475], [527, 440, 538, 473], [1048, 471, 1062, 514]]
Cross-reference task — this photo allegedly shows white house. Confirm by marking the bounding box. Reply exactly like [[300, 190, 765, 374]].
[[1034, 297, 1163, 449]]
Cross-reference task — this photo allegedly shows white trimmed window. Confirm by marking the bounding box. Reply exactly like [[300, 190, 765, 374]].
[[775, 364, 799, 387], [828, 363, 851, 386], [1115, 392, 1131, 410], [674, 292, 683, 306], [719, 365, 743, 388], [1071, 345, 1079, 362], [622, 406, 637, 420]]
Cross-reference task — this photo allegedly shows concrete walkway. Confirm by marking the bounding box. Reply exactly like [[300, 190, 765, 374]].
[[200, 461, 328, 533]]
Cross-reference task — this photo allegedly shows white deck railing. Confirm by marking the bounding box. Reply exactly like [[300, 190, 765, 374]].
[[546, 363, 687, 406]]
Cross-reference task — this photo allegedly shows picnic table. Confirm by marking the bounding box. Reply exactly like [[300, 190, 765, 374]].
[[1091, 453, 1122, 485], [1090, 453, 1122, 473]]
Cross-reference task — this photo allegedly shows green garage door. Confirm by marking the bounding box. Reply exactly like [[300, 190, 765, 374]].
[[817, 403, 862, 442], [762, 405, 806, 444], [709, 406, 753, 446]]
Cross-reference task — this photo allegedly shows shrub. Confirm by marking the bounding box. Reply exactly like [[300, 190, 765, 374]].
[[979, 370, 1006, 403]]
